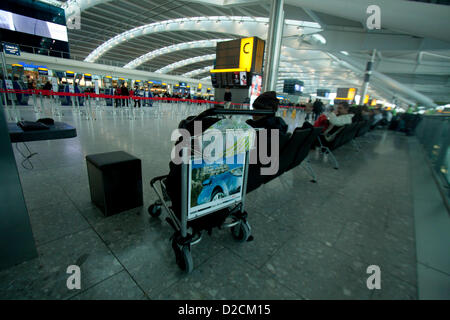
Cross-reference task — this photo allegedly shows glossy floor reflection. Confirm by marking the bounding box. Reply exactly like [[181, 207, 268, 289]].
[[1, 103, 418, 299]]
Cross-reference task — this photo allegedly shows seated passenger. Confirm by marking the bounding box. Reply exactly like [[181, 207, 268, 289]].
[[246, 91, 288, 133], [245, 92, 291, 191], [315, 102, 354, 142]]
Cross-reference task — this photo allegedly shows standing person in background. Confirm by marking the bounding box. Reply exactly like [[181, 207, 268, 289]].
[[26, 76, 34, 90], [133, 86, 142, 108], [186, 92, 191, 105], [224, 87, 232, 108], [313, 99, 324, 120], [114, 85, 121, 108], [43, 81, 52, 91], [121, 83, 129, 107]]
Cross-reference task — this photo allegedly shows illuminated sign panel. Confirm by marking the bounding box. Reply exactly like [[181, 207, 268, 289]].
[[363, 95, 369, 104], [210, 37, 265, 88], [336, 88, 357, 100], [2, 42, 20, 56], [38, 67, 48, 75], [283, 79, 304, 96]]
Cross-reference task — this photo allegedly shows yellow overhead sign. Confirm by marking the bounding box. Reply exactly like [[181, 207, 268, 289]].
[[210, 68, 246, 73], [210, 37, 264, 74], [363, 95, 369, 104]]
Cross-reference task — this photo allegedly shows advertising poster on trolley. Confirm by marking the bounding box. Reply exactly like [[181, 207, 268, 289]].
[[187, 119, 255, 220]]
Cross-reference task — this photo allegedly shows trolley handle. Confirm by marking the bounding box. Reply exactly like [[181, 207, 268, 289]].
[[183, 107, 275, 128]]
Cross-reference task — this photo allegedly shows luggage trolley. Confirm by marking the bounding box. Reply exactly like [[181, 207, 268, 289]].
[[148, 108, 274, 273]]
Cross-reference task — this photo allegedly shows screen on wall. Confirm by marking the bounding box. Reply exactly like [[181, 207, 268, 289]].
[[0, 9, 68, 42], [317, 89, 330, 98], [215, 39, 241, 70], [0, 0, 69, 58], [283, 79, 304, 96]]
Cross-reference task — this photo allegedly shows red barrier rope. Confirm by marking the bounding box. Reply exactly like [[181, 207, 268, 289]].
[[0, 88, 303, 110]]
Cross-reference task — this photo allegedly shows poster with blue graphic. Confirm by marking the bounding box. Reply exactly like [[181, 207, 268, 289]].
[[188, 153, 245, 219]]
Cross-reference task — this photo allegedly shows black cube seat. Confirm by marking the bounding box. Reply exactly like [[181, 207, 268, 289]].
[[86, 151, 143, 216]]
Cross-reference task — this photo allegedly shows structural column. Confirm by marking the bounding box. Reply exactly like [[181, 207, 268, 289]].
[[359, 49, 376, 105], [263, 0, 285, 92]]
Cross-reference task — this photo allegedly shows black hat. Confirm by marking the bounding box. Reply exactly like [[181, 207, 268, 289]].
[[252, 91, 279, 112]]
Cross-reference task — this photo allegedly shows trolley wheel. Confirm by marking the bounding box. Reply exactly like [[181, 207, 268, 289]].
[[172, 239, 194, 273], [148, 203, 162, 217], [231, 220, 251, 242]]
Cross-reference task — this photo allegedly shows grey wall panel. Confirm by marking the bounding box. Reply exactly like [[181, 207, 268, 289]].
[[0, 107, 37, 271]]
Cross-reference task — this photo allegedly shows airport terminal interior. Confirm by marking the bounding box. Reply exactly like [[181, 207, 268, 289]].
[[0, 0, 449, 300]]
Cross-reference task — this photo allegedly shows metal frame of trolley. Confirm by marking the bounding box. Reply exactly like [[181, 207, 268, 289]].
[[148, 107, 274, 273]]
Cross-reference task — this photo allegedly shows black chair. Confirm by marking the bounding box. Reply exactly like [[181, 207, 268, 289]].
[[289, 127, 320, 168], [316, 123, 357, 169], [288, 127, 322, 182], [341, 122, 362, 151], [355, 120, 370, 138], [339, 122, 359, 147], [351, 121, 369, 150], [246, 130, 291, 193], [262, 128, 312, 184]]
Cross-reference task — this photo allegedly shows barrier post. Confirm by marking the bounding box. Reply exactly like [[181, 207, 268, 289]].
[[11, 94, 20, 122], [38, 91, 43, 114], [53, 94, 62, 117], [87, 95, 94, 120]]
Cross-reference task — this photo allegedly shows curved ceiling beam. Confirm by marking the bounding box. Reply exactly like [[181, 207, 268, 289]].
[[155, 54, 216, 74], [64, 0, 113, 12], [124, 41, 317, 71], [124, 39, 232, 69], [183, 66, 214, 78], [84, 16, 321, 62]]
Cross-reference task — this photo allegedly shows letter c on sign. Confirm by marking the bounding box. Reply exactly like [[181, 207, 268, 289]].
[[243, 42, 250, 54]]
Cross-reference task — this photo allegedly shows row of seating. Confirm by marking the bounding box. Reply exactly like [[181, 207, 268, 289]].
[[247, 120, 373, 193], [318, 120, 372, 169], [247, 126, 322, 192]]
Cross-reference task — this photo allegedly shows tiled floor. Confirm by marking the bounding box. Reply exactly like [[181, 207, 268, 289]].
[[0, 103, 419, 299]]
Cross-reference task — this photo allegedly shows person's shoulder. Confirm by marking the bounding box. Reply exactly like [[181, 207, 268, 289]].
[[275, 116, 287, 125]]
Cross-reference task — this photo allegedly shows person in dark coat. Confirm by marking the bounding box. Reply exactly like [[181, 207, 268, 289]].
[[313, 99, 324, 120], [246, 91, 290, 191], [121, 84, 129, 107], [246, 91, 288, 134], [43, 81, 52, 91]]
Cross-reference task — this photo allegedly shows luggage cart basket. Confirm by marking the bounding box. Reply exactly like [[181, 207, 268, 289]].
[[148, 107, 274, 273]]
